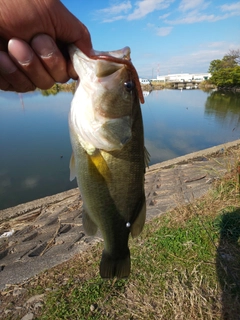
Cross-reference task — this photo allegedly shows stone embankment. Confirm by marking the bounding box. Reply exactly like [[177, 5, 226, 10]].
[[0, 140, 240, 319], [0, 139, 239, 293]]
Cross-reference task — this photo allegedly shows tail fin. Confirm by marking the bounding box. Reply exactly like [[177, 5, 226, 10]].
[[100, 250, 130, 279]]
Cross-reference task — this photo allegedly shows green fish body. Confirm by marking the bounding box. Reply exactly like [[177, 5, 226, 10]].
[[68, 45, 147, 278]]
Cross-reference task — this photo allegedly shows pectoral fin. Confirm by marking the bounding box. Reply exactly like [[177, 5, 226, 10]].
[[69, 153, 76, 181], [88, 150, 111, 182], [130, 200, 146, 238]]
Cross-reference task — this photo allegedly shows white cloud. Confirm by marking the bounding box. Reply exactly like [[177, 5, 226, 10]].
[[94, 1, 132, 22], [94, 0, 175, 22], [179, 0, 209, 12], [220, 1, 240, 12], [146, 22, 155, 28], [95, 0, 175, 23], [93, 0, 240, 26], [128, 0, 174, 20], [165, 12, 221, 24], [156, 26, 173, 36], [97, 1, 132, 15], [159, 13, 171, 20], [166, 9, 240, 24], [147, 23, 173, 36], [165, 0, 240, 25], [102, 15, 126, 23], [206, 41, 226, 48], [136, 41, 239, 77]]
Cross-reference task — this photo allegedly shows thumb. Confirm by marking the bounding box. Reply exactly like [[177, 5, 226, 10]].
[[52, 1, 93, 56]]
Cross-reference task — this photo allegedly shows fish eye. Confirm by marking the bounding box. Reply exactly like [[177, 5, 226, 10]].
[[124, 81, 134, 92]]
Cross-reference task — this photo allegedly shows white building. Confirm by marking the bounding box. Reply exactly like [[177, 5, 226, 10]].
[[192, 73, 211, 82], [166, 73, 192, 82], [155, 73, 211, 83], [151, 77, 165, 83], [139, 78, 151, 85]]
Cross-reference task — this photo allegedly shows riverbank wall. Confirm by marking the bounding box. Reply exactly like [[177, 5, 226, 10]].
[[0, 139, 239, 289]]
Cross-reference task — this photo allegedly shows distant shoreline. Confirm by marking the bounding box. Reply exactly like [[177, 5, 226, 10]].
[[140, 82, 216, 91], [38, 81, 240, 95], [141, 82, 240, 93]]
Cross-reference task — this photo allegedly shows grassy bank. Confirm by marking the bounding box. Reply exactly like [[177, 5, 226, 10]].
[[1, 151, 240, 319], [140, 81, 216, 91]]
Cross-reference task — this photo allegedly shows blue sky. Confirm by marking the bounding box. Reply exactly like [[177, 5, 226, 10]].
[[61, 0, 240, 78]]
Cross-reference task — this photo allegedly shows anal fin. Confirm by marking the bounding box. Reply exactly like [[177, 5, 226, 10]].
[[82, 207, 98, 235], [130, 200, 146, 238]]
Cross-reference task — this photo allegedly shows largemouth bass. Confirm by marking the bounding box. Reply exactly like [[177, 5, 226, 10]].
[[68, 45, 148, 278]]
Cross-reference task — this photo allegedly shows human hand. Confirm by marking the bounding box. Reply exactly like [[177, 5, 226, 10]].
[[0, 0, 92, 92]]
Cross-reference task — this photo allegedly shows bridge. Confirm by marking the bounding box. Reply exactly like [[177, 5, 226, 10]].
[[167, 81, 200, 89]]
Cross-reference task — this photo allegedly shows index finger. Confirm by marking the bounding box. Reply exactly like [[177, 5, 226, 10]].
[[31, 34, 69, 83]]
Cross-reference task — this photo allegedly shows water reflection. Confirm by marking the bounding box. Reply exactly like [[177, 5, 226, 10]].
[[205, 91, 240, 129], [0, 89, 240, 209], [0, 91, 77, 210], [142, 89, 240, 164]]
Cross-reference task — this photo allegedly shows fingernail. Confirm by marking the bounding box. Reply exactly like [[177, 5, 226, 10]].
[[31, 34, 56, 58], [0, 51, 17, 74], [8, 39, 33, 65]]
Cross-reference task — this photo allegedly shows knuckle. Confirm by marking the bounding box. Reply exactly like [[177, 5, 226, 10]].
[[55, 74, 69, 83], [37, 79, 55, 90], [0, 77, 12, 91], [18, 83, 36, 92], [12, 79, 36, 92]]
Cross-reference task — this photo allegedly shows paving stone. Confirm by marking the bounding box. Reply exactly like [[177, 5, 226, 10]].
[[25, 294, 45, 306], [21, 313, 34, 320]]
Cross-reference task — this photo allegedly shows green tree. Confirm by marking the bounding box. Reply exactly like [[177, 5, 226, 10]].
[[208, 49, 240, 87], [232, 66, 240, 84], [208, 59, 223, 74]]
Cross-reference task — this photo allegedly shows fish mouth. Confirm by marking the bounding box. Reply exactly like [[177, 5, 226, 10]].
[[92, 52, 144, 104], [69, 45, 144, 104]]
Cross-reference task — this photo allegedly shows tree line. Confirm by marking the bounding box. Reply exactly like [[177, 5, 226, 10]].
[[208, 49, 240, 87], [40, 81, 76, 96]]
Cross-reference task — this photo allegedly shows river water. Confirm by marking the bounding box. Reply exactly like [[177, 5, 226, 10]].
[[0, 89, 239, 210]]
